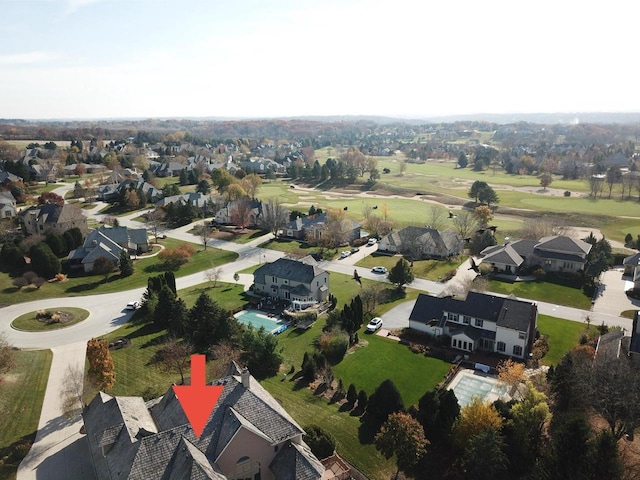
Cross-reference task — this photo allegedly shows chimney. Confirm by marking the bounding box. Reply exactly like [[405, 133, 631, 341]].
[[241, 368, 250, 388]]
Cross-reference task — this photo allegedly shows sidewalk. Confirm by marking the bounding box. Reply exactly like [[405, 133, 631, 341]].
[[18, 342, 95, 480]]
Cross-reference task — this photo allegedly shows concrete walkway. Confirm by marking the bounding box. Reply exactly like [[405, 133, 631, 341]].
[[17, 342, 95, 480]]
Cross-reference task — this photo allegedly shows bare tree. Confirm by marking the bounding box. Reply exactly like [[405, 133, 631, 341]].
[[60, 365, 87, 417], [260, 198, 289, 237], [426, 206, 447, 230], [360, 283, 383, 316], [0, 333, 16, 380], [154, 338, 193, 385], [205, 266, 222, 288], [451, 211, 478, 239], [199, 221, 211, 250], [147, 208, 167, 243], [321, 208, 352, 248]]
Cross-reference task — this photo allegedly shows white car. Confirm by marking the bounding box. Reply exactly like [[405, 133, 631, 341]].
[[126, 301, 139, 310], [340, 251, 351, 259], [371, 266, 388, 274], [367, 238, 377, 246], [366, 317, 383, 332]]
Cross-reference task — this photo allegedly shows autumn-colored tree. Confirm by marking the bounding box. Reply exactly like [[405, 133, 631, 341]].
[[37, 191, 64, 206], [74, 163, 87, 176], [497, 359, 525, 389], [241, 173, 262, 198], [226, 183, 246, 201], [87, 338, 115, 390], [507, 381, 551, 466], [375, 412, 428, 479], [453, 397, 502, 450], [158, 244, 195, 269], [123, 189, 140, 209], [539, 172, 553, 191], [473, 205, 494, 227], [230, 199, 252, 230]]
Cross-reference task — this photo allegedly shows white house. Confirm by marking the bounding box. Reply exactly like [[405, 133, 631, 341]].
[[409, 292, 538, 359]]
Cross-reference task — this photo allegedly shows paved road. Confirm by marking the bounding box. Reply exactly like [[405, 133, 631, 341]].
[[4, 189, 634, 479]]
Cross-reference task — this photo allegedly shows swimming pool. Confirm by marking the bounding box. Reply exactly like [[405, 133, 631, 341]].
[[234, 310, 287, 334], [447, 369, 510, 407]]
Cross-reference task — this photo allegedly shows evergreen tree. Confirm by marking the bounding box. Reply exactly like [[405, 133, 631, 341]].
[[119, 249, 134, 277], [388, 258, 414, 291], [366, 379, 404, 426], [347, 383, 357, 405], [240, 325, 282, 379], [29, 243, 61, 279], [179, 168, 188, 186], [45, 233, 66, 257]]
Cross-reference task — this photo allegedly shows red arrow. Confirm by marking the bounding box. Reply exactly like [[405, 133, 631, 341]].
[[173, 354, 224, 438]]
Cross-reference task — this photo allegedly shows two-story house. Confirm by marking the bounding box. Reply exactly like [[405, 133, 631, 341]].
[[409, 292, 538, 359], [83, 363, 325, 480], [253, 257, 329, 309], [0, 191, 17, 219], [19, 203, 88, 235]]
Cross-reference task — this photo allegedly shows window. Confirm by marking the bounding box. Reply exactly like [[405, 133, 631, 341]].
[[233, 457, 261, 480], [513, 345, 523, 356], [272, 276, 277, 282], [463, 315, 470, 324], [497, 341, 506, 352], [475, 318, 483, 328], [518, 331, 526, 340]]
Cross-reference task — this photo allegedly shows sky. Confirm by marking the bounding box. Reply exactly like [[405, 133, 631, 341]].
[[1, 0, 639, 120]]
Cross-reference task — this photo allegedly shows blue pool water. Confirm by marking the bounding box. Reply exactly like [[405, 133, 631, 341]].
[[235, 310, 287, 333]]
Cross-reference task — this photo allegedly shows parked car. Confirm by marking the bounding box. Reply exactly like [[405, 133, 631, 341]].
[[366, 317, 383, 332], [371, 266, 388, 274], [340, 251, 351, 258], [367, 238, 377, 246], [350, 247, 360, 254], [126, 301, 139, 310]]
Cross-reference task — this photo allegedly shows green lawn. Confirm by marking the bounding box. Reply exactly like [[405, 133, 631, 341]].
[[537, 314, 586, 366], [177, 282, 248, 311], [94, 322, 176, 401], [261, 376, 395, 480], [486, 277, 591, 309], [0, 349, 53, 480], [11, 307, 89, 331], [258, 238, 329, 257], [0, 238, 238, 306], [356, 253, 466, 282], [333, 333, 450, 406]]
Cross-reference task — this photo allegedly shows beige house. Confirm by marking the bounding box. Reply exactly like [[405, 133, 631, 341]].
[[19, 203, 88, 235], [378, 226, 464, 259], [83, 363, 324, 480]]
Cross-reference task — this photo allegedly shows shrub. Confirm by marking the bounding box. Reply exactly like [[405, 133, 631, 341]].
[[317, 331, 349, 363], [532, 267, 546, 280], [158, 244, 195, 269], [12, 277, 28, 289], [564, 190, 571, 197], [48, 314, 61, 324], [303, 425, 336, 459], [442, 269, 457, 282]]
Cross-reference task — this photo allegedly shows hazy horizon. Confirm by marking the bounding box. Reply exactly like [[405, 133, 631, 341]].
[[2, 0, 639, 120]]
